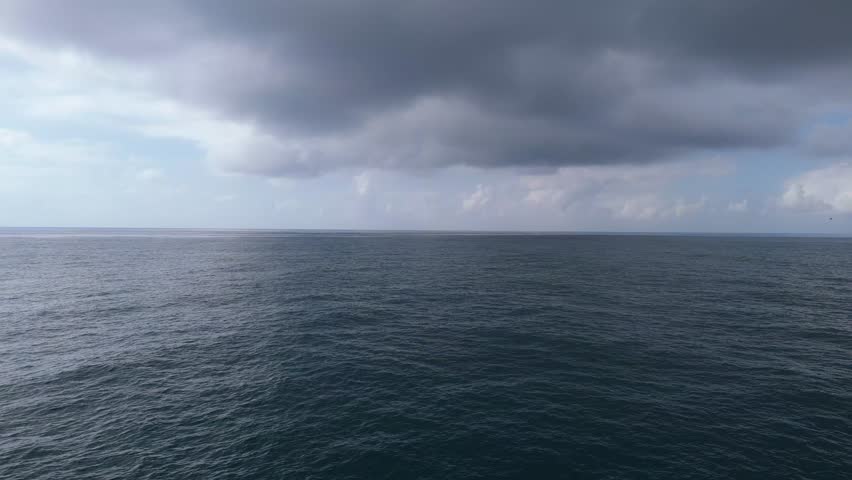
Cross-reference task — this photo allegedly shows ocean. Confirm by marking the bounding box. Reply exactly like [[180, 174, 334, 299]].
[[1, 229, 850, 479]]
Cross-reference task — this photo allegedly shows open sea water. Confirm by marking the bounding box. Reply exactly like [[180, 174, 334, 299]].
[[1, 229, 850, 479]]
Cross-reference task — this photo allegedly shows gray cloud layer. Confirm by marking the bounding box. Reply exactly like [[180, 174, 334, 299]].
[[2, 1, 851, 175]]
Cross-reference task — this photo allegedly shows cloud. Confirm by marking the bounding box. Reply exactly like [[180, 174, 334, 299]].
[[135, 167, 164, 182], [610, 195, 667, 221], [0, 128, 31, 148], [1, 1, 850, 176], [0, 127, 108, 170], [353, 171, 371, 196], [728, 199, 749, 213], [673, 196, 707, 217], [601, 194, 707, 221], [780, 163, 852, 213], [521, 159, 719, 221], [803, 122, 852, 158], [462, 184, 491, 212]]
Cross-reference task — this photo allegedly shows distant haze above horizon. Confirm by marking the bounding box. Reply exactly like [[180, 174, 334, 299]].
[[2, 1, 852, 233]]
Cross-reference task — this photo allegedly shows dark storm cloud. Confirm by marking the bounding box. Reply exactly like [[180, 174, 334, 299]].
[[640, 1, 852, 72], [2, 0, 851, 175]]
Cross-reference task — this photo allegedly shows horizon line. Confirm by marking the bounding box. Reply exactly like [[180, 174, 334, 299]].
[[1, 226, 850, 238]]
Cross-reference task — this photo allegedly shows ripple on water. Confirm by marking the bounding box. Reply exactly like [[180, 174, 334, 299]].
[[1, 233, 850, 479]]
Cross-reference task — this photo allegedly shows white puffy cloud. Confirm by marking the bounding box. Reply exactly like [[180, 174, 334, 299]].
[[353, 171, 371, 196], [462, 184, 492, 212], [609, 194, 668, 221], [521, 160, 720, 221], [780, 163, 852, 213]]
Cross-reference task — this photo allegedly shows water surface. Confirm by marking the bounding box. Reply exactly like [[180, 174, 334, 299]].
[[1, 230, 850, 479]]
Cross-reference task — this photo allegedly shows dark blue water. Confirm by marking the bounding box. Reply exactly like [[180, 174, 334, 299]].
[[1, 230, 850, 479]]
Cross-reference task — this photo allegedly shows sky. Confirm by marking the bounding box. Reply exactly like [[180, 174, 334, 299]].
[[1, 1, 852, 233]]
